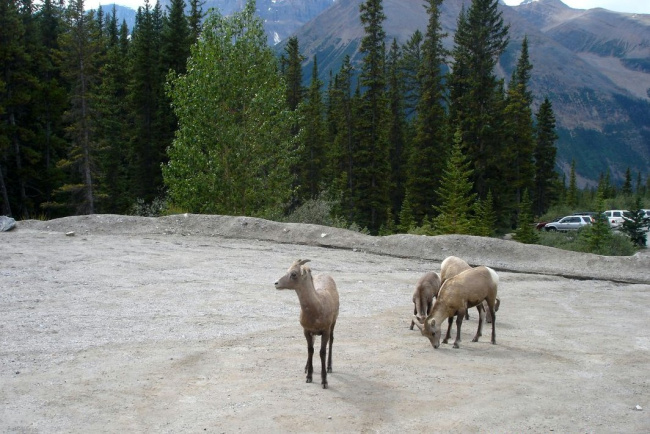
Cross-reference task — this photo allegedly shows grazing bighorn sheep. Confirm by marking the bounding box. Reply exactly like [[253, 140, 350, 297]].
[[274, 259, 339, 389], [440, 256, 473, 320], [413, 266, 499, 349], [410, 272, 441, 330]]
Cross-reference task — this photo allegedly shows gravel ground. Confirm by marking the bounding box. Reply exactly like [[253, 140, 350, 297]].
[[1, 214, 649, 433]]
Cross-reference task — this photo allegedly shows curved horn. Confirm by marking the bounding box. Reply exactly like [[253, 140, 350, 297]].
[[298, 259, 311, 265]]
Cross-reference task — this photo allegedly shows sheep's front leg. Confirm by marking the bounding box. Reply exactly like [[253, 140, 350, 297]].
[[453, 312, 464, 349], [304, 330, 314, 383], [442, 316, 453, 344], [320, 331, 330, 389]]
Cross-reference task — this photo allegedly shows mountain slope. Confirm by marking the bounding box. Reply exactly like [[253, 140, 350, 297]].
[[285, 0, 650, 185]]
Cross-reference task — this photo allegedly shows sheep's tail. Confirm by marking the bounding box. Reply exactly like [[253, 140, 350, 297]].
[[486, 267, 499, 286]]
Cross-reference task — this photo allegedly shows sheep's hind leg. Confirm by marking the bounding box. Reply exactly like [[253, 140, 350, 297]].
[[304, 330, 314, 383], [453, 312, 464, 349], [472, 304, 485, 342], [327, 322, 335, 373], [320, 331, 330, 389]]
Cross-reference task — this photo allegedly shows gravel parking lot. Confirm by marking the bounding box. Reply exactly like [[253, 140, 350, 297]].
[[1, 214, 649, 432]]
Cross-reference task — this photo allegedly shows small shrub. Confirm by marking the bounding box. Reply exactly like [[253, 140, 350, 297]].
[[131, 197, 168, 217]]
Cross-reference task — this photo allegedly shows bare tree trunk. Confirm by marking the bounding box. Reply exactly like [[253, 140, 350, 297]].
[[0, 164, 12, 216], [10, 112, 29, 218]]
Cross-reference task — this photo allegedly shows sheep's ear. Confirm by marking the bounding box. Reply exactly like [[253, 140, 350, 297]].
[[425, 318, 435, 332]]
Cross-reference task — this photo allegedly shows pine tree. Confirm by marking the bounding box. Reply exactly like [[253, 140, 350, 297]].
[[502, 37, 535, 227], [533, 97, 559, 216], [163, 0, 298, 216], [0, 0, 42, 217], [472, 189, 496, 237], [324, 56, 356, 222], [405, 0, 448, 225], [580, 190, 612, 254], [567, 159, 578, 208], [621, 168, 632, 197], [129, 0, 165, 202], [187, 0, 204, 42], [620, 196, 649, 247], [95, 5, 132, 213], [300, 56, 326, 200], [57, 0, 102, 214], [386, 38, 407, 220], [432, 128, 476, 235], [513, 189, 539, 244], [282, 36, 304, 112], [448, 0, 509, 203], [400, 29, 423, 118], [355, 0, 391, 233]]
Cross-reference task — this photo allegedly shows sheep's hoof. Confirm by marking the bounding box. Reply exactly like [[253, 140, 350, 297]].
[[327, 367, 332, 373], [322, 383, 328, 389], [472, 337, 479, 342], [306, 377, 312, 383], [453, 343, 460, 349]]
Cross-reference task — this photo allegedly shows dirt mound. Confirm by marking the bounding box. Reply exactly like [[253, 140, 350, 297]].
[[18, 213, 650, 283]]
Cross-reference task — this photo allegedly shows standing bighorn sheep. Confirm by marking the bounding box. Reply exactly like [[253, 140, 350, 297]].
[[413, 266, 499, 349], [274, 259, 339, 389], [410, 272, 441, 330]]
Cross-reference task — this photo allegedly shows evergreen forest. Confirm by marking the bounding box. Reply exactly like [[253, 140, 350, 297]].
[[2, 0, 649, 249]]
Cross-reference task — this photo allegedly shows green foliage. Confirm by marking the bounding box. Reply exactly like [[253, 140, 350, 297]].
[[620, 197, 649, 247], [513, 189, 539, 244], [578, 192, 613, 254], [432, 129, 476, 235], [537, 230, 636, 257], [163, 1, 297, 217], [472, 190, 496, 237]]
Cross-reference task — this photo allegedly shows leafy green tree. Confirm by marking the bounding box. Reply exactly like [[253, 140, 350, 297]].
[[356, 0, 391, 233], [620, 197, 649, 247], [163, 0, 298, 216], [513, 189, 539, 243], [432, 128, 476, 235], [405, 0, 448, 225], [533, 97, 559, 216]]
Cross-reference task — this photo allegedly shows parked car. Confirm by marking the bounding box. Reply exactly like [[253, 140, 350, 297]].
[[603, 210, 631, 228], [544, 215, 594, 231]]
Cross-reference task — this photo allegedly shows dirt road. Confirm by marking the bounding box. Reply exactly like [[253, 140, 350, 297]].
[[1, 214, 649, 432]]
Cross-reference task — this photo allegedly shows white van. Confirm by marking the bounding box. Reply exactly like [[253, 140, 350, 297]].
[[603, 210, 630, 228]]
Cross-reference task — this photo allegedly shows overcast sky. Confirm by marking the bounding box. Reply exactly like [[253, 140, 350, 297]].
[[86, 0, 650, 15]]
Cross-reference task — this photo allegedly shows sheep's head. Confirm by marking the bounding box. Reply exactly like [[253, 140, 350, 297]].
[[274, 259, 311, 290], [412, 315, 442, 349]]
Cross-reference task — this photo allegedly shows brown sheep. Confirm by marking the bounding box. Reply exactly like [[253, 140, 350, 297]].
[[274, 259, 339, 389]]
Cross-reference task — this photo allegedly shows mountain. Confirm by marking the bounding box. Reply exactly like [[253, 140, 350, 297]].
[[95, 3, 137, 30], [282, 0, 650, 186]]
